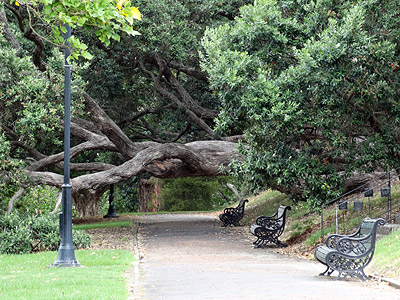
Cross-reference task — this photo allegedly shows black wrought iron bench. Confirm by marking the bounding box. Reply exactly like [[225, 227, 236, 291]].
[[250, 204, 291, 247], [314, 217, 385, 281], [219, 199, 248, 227]]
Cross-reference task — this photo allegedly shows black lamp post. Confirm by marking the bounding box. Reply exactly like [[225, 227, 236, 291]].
[[50, 24, 81, 267], [104, 184, 119, 218]]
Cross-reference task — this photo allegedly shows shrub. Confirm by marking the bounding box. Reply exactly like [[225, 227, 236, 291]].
[[0, 224, 32, 254], [30, 214, 61, 251], [16, 185, 59, 215], [113, 179, 139, 213], [73, 230, 92, 249], [0, 213, 92, 254], [161, 177, 236, 211]]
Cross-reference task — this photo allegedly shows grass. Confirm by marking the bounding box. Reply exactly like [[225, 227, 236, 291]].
[[73, 220, 132, 230], [368, 228, 400, 278], [0, 249, 134, 300], [306, 224, 336, 246], [241, 190, 292, 224]]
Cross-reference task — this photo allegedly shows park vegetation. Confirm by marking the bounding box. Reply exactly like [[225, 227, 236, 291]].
[[0, 0, 399, 219]]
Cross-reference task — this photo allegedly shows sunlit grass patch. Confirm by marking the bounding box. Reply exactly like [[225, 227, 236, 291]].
[[368, 228, 400, 278], [73, 220, 132, 230], [0, 249, 134, 300]]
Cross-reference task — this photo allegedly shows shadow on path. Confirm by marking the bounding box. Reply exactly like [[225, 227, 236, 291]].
[[132, 213, 399, 300]]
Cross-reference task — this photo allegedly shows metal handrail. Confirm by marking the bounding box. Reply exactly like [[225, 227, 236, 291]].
[[320, 167, 399, 240]]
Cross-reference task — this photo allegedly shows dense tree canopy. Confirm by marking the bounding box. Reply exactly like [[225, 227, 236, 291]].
[[201, 0, 400, 208], [0, 0, 248, 216], [1, 0, 399, 215]]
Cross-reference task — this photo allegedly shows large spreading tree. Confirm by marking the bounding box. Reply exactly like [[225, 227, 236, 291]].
[[2, 0, 399, 216], [0, 0, 249, 216], [201, 0, 400, 209]]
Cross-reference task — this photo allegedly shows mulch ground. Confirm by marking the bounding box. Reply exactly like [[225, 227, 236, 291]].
[[73, 215, 136, 252]]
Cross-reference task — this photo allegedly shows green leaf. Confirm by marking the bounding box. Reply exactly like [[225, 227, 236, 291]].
[[81, 51, 94, 60]]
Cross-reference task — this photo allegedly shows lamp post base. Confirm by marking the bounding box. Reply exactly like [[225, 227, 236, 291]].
[[103, 206, 120, 218], [49, 244, 83, 268], [49, 260, 83, 268], [103, 213, 120, 218]]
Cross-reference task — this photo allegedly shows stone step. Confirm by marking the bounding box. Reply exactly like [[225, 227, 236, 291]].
[[377, 223, 400, 236]]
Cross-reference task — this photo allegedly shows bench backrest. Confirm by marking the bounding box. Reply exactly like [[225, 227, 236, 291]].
[[358, 218, 384, 249], [337, 218, 385, 255], [235, 199, 248, 214], [276, 205, 286, 226], [263, 205, 291, 228]]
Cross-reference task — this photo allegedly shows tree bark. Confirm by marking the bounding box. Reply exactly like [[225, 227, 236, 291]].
[[0, 9, 21, 51], [7, 187, 25, 214], [72, 188, 107, 217], [138, 178, 163, 212]]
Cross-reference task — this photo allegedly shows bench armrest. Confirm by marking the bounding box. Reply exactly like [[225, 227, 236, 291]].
[[325, 231, 360, 248], [255, 215, 267, 225], [259, 217, 283, 230], [335, 235, 373, 256], [256, 215, 280, 224]]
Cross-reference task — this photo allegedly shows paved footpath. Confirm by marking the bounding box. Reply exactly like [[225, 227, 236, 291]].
[[132, 214, 400, 300]]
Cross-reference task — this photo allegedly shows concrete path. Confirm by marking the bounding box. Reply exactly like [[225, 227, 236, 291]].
[[132, 214, 400, 300]]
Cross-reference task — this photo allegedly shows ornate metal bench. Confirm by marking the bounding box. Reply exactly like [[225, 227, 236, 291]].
[[314, 218, 385, 281], [219, 199, 248, 227], [250, 204, 291, 247]]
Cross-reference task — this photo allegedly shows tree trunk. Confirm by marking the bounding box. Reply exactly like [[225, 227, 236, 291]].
[[72, 188, 107, 217], [138, 178, 162, 212]]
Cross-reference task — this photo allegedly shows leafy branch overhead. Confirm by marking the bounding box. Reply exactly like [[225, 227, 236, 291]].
[[11, 0, 141, 60], [201, 0, 400, 208]]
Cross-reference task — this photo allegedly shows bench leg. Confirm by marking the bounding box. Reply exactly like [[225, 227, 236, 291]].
[[275, 240, 288, 248], [319, 265, 330, 276], [335, 269, 369, 281], [265, 236, 287, 248], [359, 269, 370, 281], [253, 238, 264, 248], [348, 270, 369, 281]]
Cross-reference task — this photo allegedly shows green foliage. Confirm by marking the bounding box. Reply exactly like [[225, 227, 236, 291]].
[[80, 0, 253, 147], [161, 177, 235, 211], [0, 135, 25, 209], [202, 0, 400, 209], [15, 185, 59, 215], [113, 178, 139, 213], [0, 213, 91, 254], [13, 0, 141, 60], [0, 46, 85, 147], [130, 0, 250, 60], [0, 44, 86, 196]]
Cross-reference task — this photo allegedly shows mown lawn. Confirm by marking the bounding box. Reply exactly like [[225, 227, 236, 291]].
[[368, 228, 400, 278], [0, 249, 134, 300]]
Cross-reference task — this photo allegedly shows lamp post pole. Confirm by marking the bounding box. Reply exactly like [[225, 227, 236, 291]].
[[104, 184, 119, 218], [50, 24, 81, 267]]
